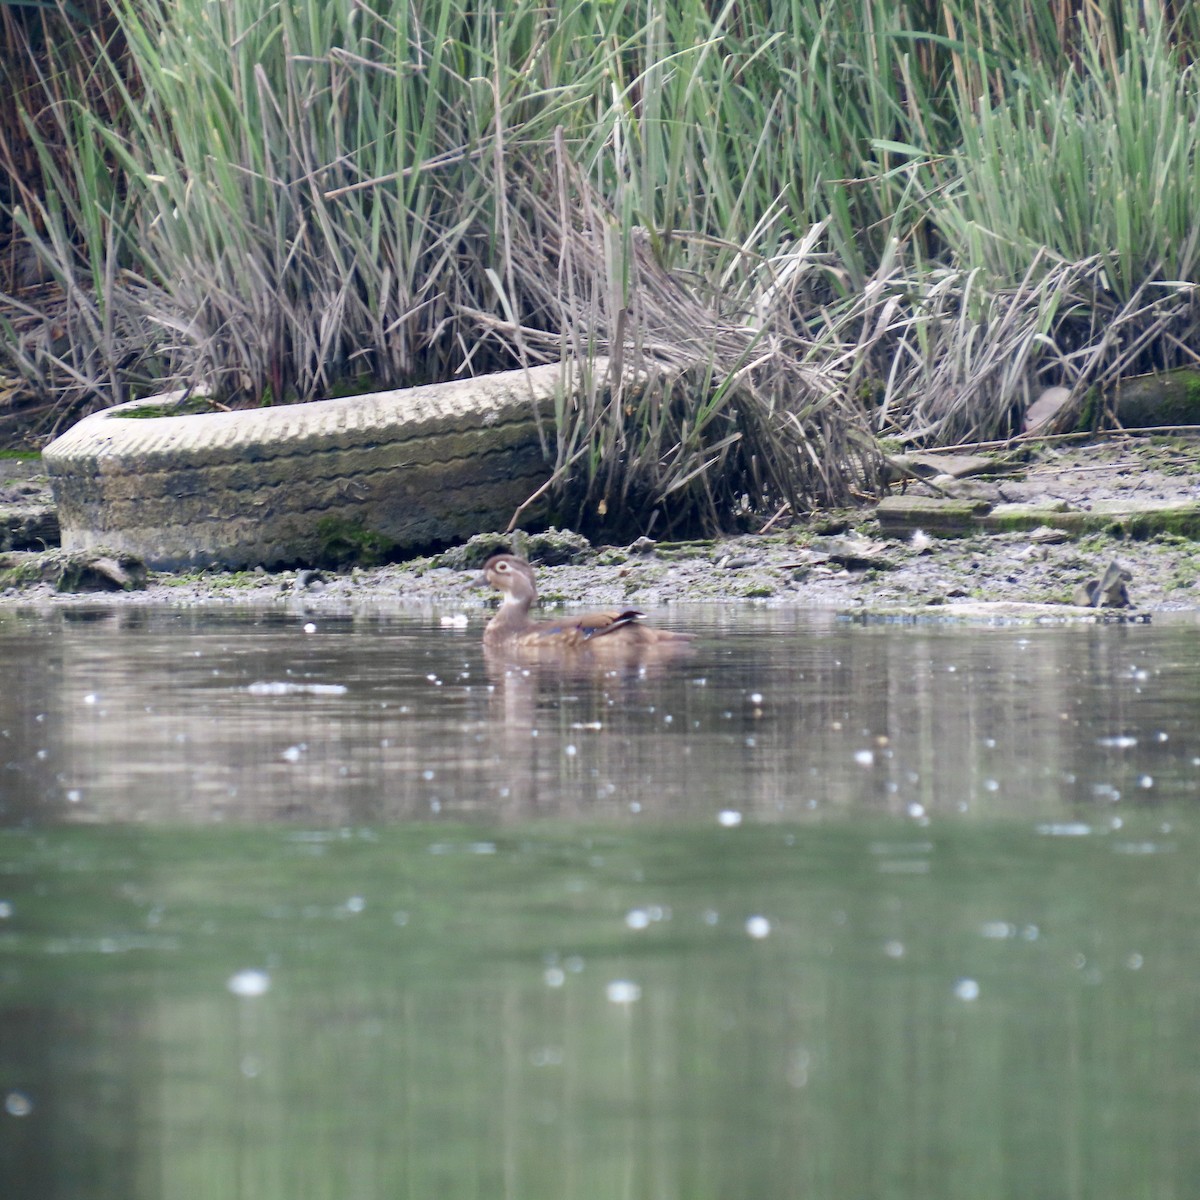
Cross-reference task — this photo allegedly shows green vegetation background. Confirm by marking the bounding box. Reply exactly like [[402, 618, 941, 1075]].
[[2, 0, 1198, 526]]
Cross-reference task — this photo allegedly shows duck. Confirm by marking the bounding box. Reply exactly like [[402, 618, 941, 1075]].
[[477, 554, 695, 653]]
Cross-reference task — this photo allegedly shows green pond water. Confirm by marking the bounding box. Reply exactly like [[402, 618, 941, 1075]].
[[1, 605, 1199, 1199]]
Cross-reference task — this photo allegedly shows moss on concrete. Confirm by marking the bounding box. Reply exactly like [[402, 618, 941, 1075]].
[[313, 516, 395, 569]]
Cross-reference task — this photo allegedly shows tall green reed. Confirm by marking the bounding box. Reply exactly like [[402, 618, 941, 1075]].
[[3, 0, 1199, 520]]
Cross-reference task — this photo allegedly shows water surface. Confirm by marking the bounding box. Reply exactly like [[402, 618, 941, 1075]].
[[2, 606, 1197, 823], [1, 605, 1198, 1200]]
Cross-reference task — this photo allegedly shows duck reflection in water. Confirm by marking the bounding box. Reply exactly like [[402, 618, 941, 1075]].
[[476, 554, 695, 664], [475, 555, 695, 813]]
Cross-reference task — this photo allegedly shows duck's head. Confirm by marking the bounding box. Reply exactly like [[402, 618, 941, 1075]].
[[477, 553, 538, 606]]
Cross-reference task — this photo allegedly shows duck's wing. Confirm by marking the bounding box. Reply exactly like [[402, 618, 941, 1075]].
[[519, 609, 645, 647], [520, 610, 696, 649], [575, 609, 646, 639]]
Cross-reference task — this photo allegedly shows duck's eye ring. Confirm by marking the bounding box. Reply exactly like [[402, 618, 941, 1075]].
[[496, 561, 509, 571]]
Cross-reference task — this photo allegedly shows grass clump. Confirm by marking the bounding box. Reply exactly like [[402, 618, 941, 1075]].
[[3, 0, 1200, 532]]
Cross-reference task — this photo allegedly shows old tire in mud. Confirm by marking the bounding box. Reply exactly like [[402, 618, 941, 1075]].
[[42, 363, 584, 570]]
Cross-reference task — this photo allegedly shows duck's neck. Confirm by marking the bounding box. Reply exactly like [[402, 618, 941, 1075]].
[[485, 590, 536, 641]]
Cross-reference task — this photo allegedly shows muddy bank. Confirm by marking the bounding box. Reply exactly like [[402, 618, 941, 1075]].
[[1, 436, 1198, 617], [7, 526, 1194, 617]]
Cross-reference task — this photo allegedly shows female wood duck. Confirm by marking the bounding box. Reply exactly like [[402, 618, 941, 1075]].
[[477, 554, 695, 653]]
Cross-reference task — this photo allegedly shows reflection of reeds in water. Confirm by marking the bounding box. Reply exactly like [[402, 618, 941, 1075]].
[[6, 2, 1200, 510]]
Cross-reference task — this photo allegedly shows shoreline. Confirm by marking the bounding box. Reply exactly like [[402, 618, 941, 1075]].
[[2, 436, 1198, 618], [1, 524, 1196, 620]]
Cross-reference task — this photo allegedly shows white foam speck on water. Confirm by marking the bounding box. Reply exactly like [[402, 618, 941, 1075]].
[[854, 749, 874, 767], [1096, 735, 1137, 748], [280, 744, 305, 763], [1036, 822, 1091, 837], [745, 915, 771, 940], [953, 978, 980, 1001], [717, 809, 743, 827], [625, 905, 667, 931], [247, 681, 347, 696], [227, 968, 271, 998], [980, 921, 1015, 939], [883, 939, 905, 959], [544, 967, 566, 988], [303, 622, 317, 634], [625, 908, 651, 930], [1113, 840, 1169, 855], [439, 613, 469, 628], [606, 980, 641, 1004]]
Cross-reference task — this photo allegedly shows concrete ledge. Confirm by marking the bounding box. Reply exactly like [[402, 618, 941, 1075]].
[[876, 494, 1200, 540]]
